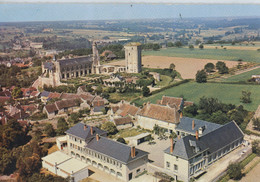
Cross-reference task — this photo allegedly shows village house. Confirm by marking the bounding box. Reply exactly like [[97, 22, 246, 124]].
[[42, 123, 149, 182], [113, 116, 133, 130], [43, 99, 85, 119], [157, 96, 193, 111], [137, 103, 180, 133], [164, 121, 244, 182]]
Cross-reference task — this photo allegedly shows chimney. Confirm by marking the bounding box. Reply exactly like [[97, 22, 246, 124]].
[[170, 138, 174, 153], [96, 134, 99, 141], [180, 112, 183, 118], [196, 130, 199, 140], [90, 126, 93, 135], [192, 120, 195, 130], [131, 146, 136, 158], [84, 124, 87, 131]]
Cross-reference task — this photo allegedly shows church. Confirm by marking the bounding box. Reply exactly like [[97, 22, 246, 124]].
[[37, 41, 142, 88]]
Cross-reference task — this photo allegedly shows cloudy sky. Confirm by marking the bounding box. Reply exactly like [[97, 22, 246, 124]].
[[0, 3, 259, 22]]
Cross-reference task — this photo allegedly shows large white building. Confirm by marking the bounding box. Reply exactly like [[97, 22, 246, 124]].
[[164, 121, 244, 182], [42, 123, 149, 182]]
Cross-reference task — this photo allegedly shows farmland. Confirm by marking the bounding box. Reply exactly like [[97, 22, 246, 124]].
[[108, 55, 243, 79], [221, 67, 260, 82], [142, 47, 260, 63], [134, 81, 260, 111]]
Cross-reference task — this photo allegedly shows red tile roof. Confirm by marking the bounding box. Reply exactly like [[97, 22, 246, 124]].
[[117, 103, 139, 117], [0, 96, 10, 103], [138, 103, 180, 124], [48, 92, 62, 99], [114, 116, 132, 126]]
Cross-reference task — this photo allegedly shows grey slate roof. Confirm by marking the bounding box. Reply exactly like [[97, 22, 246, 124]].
[[165, 121, 244, 160], [65, 123, 107, 140], [86, 136, 149, 164], [164, 135, 208, 160], [93, 105, 105, 113], [58, 56, 93, 68], [176, 117, 221, 136], [43, 62, 54, 70], [41, 91, 50, 97], [200, 121, 244, 153]]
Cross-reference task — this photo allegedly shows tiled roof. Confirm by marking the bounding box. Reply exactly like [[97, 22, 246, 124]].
[[114, 116, 132, 126], [58, 56, 93, 68], [176, 117, 221, 136], [165, 121, 244, 159], [65, 123, 107, 140], [45, 103, 58, 113], [30, 91, 40, 97], [159, 96, 193, 109], [117, 103, 139, 117], [0, 96, 10, 103], [60, 93, 81, 100], [55, 99, 81, 110], [86, 136, 148, 164], [138, 103, 179, 124], [48, 92, 62, 99]]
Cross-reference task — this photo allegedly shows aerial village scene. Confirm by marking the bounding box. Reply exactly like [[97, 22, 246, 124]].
[[0, 1, 260, 182]]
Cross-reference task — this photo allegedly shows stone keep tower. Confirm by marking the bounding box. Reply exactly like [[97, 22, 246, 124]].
[[92, 41, 101, 74], [125, 43, 142, 73]]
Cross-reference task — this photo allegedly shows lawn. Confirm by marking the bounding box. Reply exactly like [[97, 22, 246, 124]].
[[221, 67, 260, 82], [143, 47, 260, 63], [155, 75, 173, 88], [109, 92, 141, 102], [110, 128, 148, 139], [134, 82, 260, 111]]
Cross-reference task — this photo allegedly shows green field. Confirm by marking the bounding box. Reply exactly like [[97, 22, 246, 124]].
[[143, 48, 260, 63], [221, 67, 260, 82], [134, 82, 260, 111]]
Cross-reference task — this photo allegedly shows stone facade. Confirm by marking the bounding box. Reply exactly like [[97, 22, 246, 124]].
[[125, 43, 142, 73], [36, 41, 142, 88]]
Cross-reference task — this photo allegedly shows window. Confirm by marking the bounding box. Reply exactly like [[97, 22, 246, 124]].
[[136, 169, 140, 173], [174, 164, 178, 171], [176, 156, 179, 161], [166, 161, 170, 168]]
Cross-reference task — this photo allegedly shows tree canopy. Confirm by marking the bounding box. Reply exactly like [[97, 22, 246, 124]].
[[196, 70, 207, 83]]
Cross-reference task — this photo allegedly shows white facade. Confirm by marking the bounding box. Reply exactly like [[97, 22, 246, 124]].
[[137, 115, 177, 133]]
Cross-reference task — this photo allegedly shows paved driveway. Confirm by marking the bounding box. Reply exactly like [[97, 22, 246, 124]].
[[135, 135, 171, 168], [197, 145, 251, 182]]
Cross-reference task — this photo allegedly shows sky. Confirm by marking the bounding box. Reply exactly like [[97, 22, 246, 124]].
[[0, 4, 260, 22]]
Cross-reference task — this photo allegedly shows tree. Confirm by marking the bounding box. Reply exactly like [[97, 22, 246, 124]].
[[68, 113, 80, 124], [174, 41, 183, 48], [196, 70, 207, 83], [95, 85, 103, 95], [216, 61, 229, 74], [116, 137, 126, 144], [189, 44, 194, 50], [237, 59, 243, 69], [253, 118, 260, 131], [252, 140, 260, 155], [101, 122, 117, 135], [44, 124, 56, 137], [11, 87, 23, 99], [199, 44, 204, 49], [204, 63, 215, 73], [142, 86, 150, 97], [240, 90, 251, 103], [56, 117, 69, 135], [152, 44, 160, 51], [169, 63, 175, 70], [227, 162, 243, 180]]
